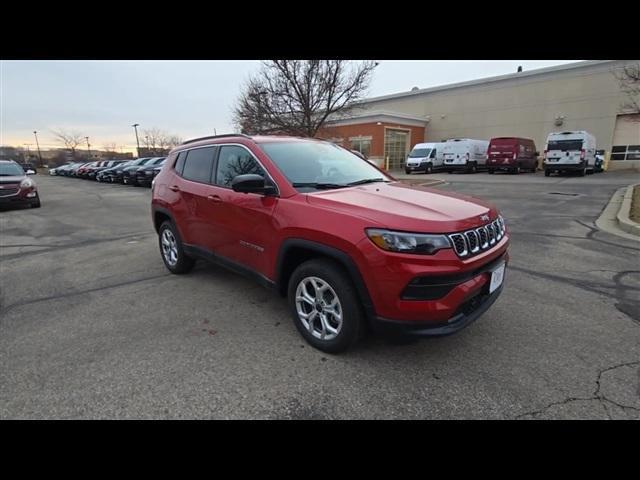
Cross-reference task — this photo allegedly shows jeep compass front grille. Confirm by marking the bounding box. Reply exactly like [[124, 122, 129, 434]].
[[448, 216, 506, 258]]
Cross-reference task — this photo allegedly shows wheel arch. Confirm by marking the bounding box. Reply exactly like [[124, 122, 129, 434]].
[[275, 238, 376, 322]]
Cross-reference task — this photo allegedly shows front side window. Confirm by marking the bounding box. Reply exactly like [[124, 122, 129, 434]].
[[181, 147, 215, 183], [259, 140, 391, 191], [215, 145, 264, 187]]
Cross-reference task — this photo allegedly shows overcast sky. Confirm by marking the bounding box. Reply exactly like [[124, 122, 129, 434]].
[[1, 60, 577, 152]]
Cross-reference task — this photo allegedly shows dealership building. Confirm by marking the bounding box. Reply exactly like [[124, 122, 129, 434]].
[[319, 60, 640, 171]]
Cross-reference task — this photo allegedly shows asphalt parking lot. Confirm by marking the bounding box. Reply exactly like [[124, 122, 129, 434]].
[[1, 170, 639, 419]]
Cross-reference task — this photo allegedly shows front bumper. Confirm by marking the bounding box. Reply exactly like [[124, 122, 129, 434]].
[[0, 189, 38, 205], [444, 163, 470, 170], [355, 234, 509, 332]]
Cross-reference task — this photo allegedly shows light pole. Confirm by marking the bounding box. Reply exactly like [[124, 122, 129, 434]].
[[132, 123, 141, 158], [85, 137, 91, 159], [33, 131, 43, 167]]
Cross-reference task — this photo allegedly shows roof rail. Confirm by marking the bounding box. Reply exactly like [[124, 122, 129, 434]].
[[180, 133, 252, 146]]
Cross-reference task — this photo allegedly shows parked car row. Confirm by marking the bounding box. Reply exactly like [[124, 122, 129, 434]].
[[50, 157, 166, 187], [405, 131, 605, 177]]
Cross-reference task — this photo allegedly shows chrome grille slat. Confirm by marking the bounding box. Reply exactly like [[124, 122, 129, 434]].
[[448, 233, 468, 257], [449, 215, 506, 258], [465, 230, 479, 253]]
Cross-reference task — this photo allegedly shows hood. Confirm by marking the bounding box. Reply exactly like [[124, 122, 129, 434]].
[[0, 175, 25, 184], [305, 182, 497, 233]]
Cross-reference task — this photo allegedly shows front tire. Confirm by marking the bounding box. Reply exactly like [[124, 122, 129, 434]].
[[425, 163, 433, 174], [30, 194, 41, 208], [288, 259, 364, 353], [544, 169, 551, 177], [158, 221, 195, 274]]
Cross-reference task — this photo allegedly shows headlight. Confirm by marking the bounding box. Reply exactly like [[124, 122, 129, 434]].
[[366, 228, 451, 255], [20, 178, 34, 189]]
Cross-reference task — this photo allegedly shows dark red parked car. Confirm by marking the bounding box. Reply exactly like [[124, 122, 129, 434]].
[[0, 160, 41, 208], [487, 137, 538, 174], [151, 135, 509, 352]]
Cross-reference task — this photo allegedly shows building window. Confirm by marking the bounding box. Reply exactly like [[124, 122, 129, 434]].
[[350, 137, 372, 158], [611, 145, 640, 160]]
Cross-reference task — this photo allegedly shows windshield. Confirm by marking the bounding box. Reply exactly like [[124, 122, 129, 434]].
[[259, 141, 391, 191], [547, 139, 583, 151], [0, 163, 25, 176], [409, 148, 431, 158]]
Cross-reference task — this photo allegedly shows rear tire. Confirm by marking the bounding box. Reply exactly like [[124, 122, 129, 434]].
[[287, 258, 365, 353], [158, 221, 195, 274]]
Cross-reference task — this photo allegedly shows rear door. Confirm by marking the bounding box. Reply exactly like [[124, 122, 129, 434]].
[[172, 146, 218, 248]]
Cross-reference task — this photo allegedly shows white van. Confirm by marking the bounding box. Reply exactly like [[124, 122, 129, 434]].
[[405, 142, 445, 174], [543, 131, 597, 177], [442, 138, 489, 173]]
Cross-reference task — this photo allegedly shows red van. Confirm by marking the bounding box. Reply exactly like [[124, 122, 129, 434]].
[[487, 137, 538, 174]]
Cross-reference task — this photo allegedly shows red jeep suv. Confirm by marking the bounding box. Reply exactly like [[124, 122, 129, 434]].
[[151, 134, 509, 352]]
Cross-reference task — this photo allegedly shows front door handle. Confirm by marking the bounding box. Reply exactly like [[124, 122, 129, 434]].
[[207, 195, 222, 203], [169, 185, 180, 192]]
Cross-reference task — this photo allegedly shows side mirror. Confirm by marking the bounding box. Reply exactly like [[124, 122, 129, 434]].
[[231, 174, 276, 195], [535, 152, 540, 157]]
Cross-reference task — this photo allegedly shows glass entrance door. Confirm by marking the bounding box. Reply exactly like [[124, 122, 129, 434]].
[[384, 128, 409, 170]]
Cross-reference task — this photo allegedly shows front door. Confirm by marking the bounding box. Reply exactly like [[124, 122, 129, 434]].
[[209, 144, 278, 277]]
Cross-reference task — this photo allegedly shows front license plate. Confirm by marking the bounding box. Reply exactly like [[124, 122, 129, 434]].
[[489, 262, 505, 294]]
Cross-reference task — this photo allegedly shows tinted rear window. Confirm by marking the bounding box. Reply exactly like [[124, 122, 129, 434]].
[[547, 139, 583, 151], [174, 152, 186, 174], [181, 147, 215, 183]]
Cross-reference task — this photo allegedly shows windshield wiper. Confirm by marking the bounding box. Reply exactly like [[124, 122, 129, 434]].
[[292, 182, 347, 189], [346, 178, 387, 186]]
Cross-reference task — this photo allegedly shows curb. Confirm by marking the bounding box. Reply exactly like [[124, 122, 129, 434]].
[[616, 183, 640, 236]]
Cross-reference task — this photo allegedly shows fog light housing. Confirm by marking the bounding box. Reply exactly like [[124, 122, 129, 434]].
[[26, 191, 37, 198]]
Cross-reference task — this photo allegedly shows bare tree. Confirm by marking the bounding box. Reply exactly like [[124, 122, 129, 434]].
[[614, 63, 640, 117], [142, 128, 182, 154], [102, 142, 118, 153], [233, 60, 378, 137], [167, 135, 183, 148], [51, 129, 85, 158]]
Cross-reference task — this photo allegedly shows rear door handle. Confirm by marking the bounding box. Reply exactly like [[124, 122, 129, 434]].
[[169, 185, 180, 192], [207, 195, 222, 203]]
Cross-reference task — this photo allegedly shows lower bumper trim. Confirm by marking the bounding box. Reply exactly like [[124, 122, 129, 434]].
[[373, 284, 504, 337]]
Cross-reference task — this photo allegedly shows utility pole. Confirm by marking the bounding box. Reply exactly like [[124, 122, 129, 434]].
[[23, 143, 32, 160], [33, 131, 43, 167], [132, 123, 141, 158], [85, 136, 91, 159]]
